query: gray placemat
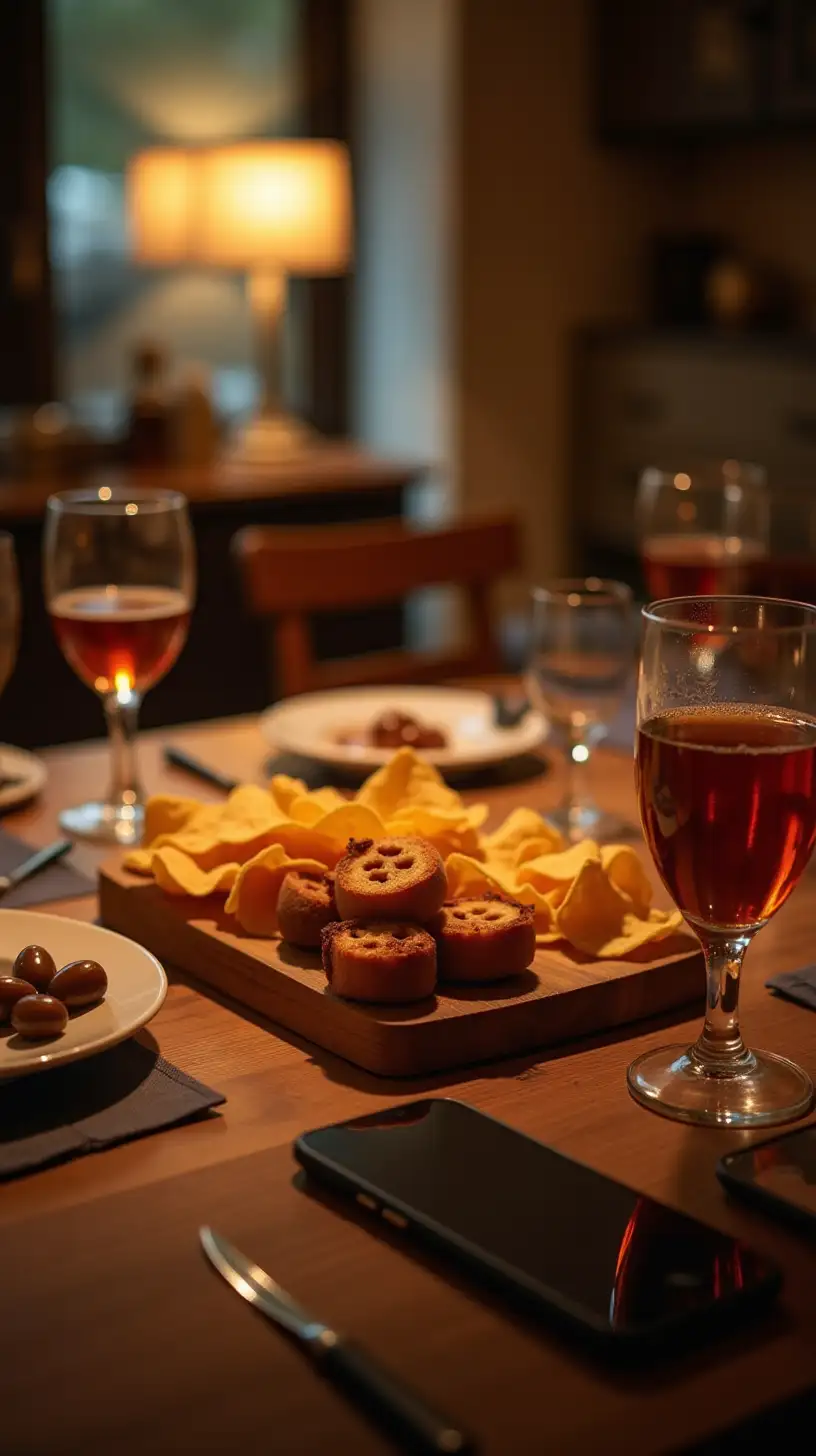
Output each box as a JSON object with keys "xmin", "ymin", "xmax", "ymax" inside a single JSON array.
[
  {"xmin": 0, "ymin": 828, "xmax": 94, "ymax": 907},
  {"xmin": 0, "ymin": 1038, "xmax": 225, "ymax": 1179},
  {"xmin": 766, "ymin": 966, "xmax": 816, "ymax": 1012}
]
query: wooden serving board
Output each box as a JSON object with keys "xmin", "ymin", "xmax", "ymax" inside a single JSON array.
[{"xmin": 99, "ymin": 857, "xmax": 703, "ymax": 1077}]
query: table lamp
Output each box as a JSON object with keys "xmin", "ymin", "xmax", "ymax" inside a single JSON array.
[{"xmin": 127, "ymin": 140, "xmax": 352, "ymax": 461}]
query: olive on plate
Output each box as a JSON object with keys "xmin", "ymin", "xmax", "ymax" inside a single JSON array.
[
  {"xmin": 0, "ymin": 977, "xmax": 37, "ymax": 1024},
  {"xmin": 11, "ymin": 994, "xmax": 68, "ymax": 1039},
  {"xmin": 13, "ymin": 944, "xmax": 57, "ymax": 993},
  {"xmin": 49, "ymin": 959, "xmax": 108, "ymax": 1008}
]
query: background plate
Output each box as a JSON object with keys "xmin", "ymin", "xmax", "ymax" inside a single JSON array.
[{"xmin": 261, "ymin": 686, "xmax": 545, "ymax": 772}]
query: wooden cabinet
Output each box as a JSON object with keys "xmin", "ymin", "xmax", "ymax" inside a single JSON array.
[
  {"xmin": 572, "ymin": 329, "xmax": 816, "ymax": 574},
  {"xmin": 595, "ymin": 1, "xmax": 816, "ymax": 140}
]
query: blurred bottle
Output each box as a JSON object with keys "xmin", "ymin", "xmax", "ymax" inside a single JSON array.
[
  {"xmin": 172, "ymin": 365, "xmax": 218, "ymax": 467},
  {"xmin": 126, "ymin": 342, "xmax": 171, "ymax": 465}
]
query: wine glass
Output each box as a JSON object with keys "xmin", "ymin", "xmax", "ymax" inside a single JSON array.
[
  {"xmin": 637, "ymin": 461, "xmax": 768, "ymax": 599},
  {"xmin": 44, "ymin": 487, "xmax": 195, "ymax": 845},
  {"xmin": 629, "ymin": 595, "xmax": 816, "ymax": 1128},
  {"xmin": 528, "ymin": 579, "xmax": 634, "ymax": 842}
]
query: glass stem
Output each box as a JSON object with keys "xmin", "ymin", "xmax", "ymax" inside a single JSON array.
[
  {"xmin": 562, "ymin": 727, "xmax": 591, "ymax": 816},
  {"xmin": 104, "ymin": 691, "xmax": 143, "ymax": 813},
  {"xmin": 692, "ymin": 933, "xmax": 754, "ymax": 1072}
]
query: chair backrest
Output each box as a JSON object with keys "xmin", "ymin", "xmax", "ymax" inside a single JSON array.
[{"xmin": 233, "ymin": 514, "xmax": 522, "ymax": 697}]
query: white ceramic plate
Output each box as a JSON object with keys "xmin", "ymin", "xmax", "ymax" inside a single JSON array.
[
  {"xmin": 261, "ymin": 685, "xmax": 546, "ymax": 773},
  {"xmin": 0, "ymin": 744, "xmax": 46, "ymax": 813},
  {"xmin": 0, "ymin": 910, "xmax": 167, "ymax": 1078}
]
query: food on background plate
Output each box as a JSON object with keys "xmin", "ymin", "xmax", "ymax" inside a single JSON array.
[
  {"xmin": 334, "ymin": 835, "xmax": 447, "ymax": 923},
  {"xmin": 433, "ymin": 895, "xmax": 536, "ymax": 983},
  {"xmin": 125, "ymin": 746, "xmax": 685, "ymax": 959},
  {"xmin": 1, "ymin": 944, "xmax": 108, "ymax": 1043},
  {"xmin": 336, "ymin": 709, "xmax": 448, "ymax": 751},
  {"xmin": 321, "ymin": 921, "xmax": 437, "ymax": 1003},
  {"xmin": 277, "ymin": 870, "xmax": 337, "ymax": 949},
  {"xmin": 11, "ymin": 994, "xmax": 69, "ymax": 1039}
]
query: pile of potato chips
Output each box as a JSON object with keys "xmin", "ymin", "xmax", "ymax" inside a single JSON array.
[{"xmin": 124, "ymin": 747, "xmax": 684, "ymax": 959}]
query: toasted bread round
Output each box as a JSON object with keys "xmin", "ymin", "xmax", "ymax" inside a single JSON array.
[
  {"xmin": 321, "ymin": 919, "xmax": 437, "ymax": 1003},
  {"xmin": 433, "ymin": 894, "xmax": 536, "ymax": 982},
  {"xmin": 334, "ymin": 836, "xmax": 446, "ymax": 924},
  {"xmin": 277, "ymin": 870, "xmax": 337, "ymax": 948}
]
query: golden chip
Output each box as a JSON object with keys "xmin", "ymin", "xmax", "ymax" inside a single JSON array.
[
  {"xmin": 601, "ymin": 844, "xmax": 653, "ymax": 917},
  {"xmin": 225, "ymin": 846, "xmax": 328, "ymax": 936},
  {"xmin": 516, "ymin": 840, "xmax": 601, "ymax": 893},
  {"xmin": 357, "ymin": 747, "xmax": 470, "ymax": 823},
  {"xmin": 554, "ymin": 860, "xmax": 629, "ymax": 956},
  {"xmin": 151, "ymin": 848, "xmax": 240, "ymax": 898},
  {"xmin": 484, "ymin": 807, "xmax": 564, "ymax": 864}
]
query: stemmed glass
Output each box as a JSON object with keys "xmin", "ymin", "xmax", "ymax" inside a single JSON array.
[
  {"xmin": 629, "ymin": 595, "xmax": 816, "ymax": 1128},
  {"xmin": 637, "ymin": 461, "xmax": 767, "ymax": 599},
  {"xmin": 528, "ymin": 579, "xmax": 634, "ymax": 842},
  {"xmin": 44, "ymin": 487, "xmax": 195, "ymax": 845}
]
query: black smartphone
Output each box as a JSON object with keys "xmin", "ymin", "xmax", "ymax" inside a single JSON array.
[
  {"xmin": 718, "ymin": 1123, "xmax": 816, "ymax": 1237},
  {"xmin": 294, "ymin": 1098, "xmax": 782, "ymax": 1355}
]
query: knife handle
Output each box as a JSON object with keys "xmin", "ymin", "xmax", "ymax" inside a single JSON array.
[
  {"xmin": 316, "ymin": 1335, "xmax": 475, "ymax": 1454},
  {"xmin": 163, "ymin": 747, "xmax": 238, "ymax": 795}
]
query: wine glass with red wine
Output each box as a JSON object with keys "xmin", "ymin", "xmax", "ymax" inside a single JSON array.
[
  {"xmin": 630, "ymin": 595, "xmax": 816, "ymax": 1128},
  {"xmin": 637, "ymin": 462, "xmax": 768, "ymax": 599},
  {"xmin": 44, "ymin": 487, "xmax": 195, "ymax": 844}
]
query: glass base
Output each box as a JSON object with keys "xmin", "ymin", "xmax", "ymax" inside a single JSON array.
[
  {"xmin": 59, "ymin": 800, "xmax": 144, "ymax": 847},
  {"xmin": 548, "ymin": 800, "xmax": 632, "ymax": 844},
  {"xmin": 627, "ymin": 1042, "xmax": 814, "ymax": 1128}
]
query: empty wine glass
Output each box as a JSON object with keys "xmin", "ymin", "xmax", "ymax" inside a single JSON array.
[
  {"xmin": 44, "ymin": 487, "xmax": 195, "ymax": 845},
  {"xmin": 528, "ymin": 579, "xmax": 634, "ymax": 841}
]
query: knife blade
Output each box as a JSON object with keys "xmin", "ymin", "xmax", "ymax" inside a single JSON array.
[{"xmin": 199, "ymin": 1226, "xmax": 475, "ymax": 1454}]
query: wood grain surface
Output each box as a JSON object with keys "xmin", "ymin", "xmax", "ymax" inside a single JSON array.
[
  {"xmin": 3, "ymin": 708, "xmax": 816, "ymax": 1452},
  {"xmin": 99, "ymin": 857, "xmax": 702, "ymax": 1077}
]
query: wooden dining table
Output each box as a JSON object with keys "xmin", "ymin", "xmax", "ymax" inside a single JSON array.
[{"xmin": 3, "ymin": 713, "xmax": 816, "ymax": 1454}]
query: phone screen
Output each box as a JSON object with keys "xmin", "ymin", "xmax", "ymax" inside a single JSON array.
[
  {"xmin": 723, "ymin": 1124, "xmax": 816, "ymax": 1218},
  {"xmin": 298, "ymin": 1099, "xmax": 778, "ymax": 1337}
]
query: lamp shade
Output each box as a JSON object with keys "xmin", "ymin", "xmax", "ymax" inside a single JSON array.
[
  {"xmin": 127, "ymin": 148, "xmax": 197, "ymax": 264},
  {"xmin": 195, "ymin": 140, "xmax": 351, "ymax": 274}
]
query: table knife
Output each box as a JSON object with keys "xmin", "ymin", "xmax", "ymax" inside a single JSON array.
[
  {"xmin": 163, "ymin": 747, "xmax": 239, "ymax": 794},
  {"xmin": 0, "ymin": 838, "xmax": 73, "ymax": 896},
  {"xmin": 199, "ymin": 1226, "xmax": 474, "ymax": 1455}
]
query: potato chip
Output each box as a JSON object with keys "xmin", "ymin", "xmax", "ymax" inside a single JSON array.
[
  {"xmin": 287, "ymin": 786, "xmax": 348, "ymax": 827},
  {"xmin": 516, "ymin": 840, "xmax": 600, "ymax": 893},
  {"xmin": 151, "ymin": 848, "xmax": 240, "ymax": 898},
  {"xmin": 142, "ymin": 795, "xmax": 203, "ymax": 845},
  {"xmin": 358, "ymin": 747, "xmax": 469, "ymax": 822},
  {"xmin": 484, "ymin": 808, "xmax": 564, "ymax": 864},
  {"xmin": 269, "ymin": 774, "xmax": 308, "ymax": 813},
  {"xmin": 226, "ymin": 845, "xmax": 328, "ymax": 936},
  {"xmin": 593, "ymin": 909, "xmax": 685, "ymax": 960},
  {"xmin": 306, "ymin": 803, "xmax": 386, "ymax": 852},
  {"xmin": 554, "ymin": 860, "xmax": 630, "ymax": 956},
  {"xmin": 601, "ymin": 844, "xmax": 653, "ymax": 917}
]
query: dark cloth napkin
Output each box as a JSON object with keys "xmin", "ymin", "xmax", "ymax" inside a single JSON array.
[
  {"xmin": 0, "ymin": 828, "xmax": 94, "ymax": 907},
  {"xmin": 0, "ymin": 1038, "xmax": 225, "ymax": 1180},
  {"xmin": 766, "ymin": 966, "xmax": 816, "ymax": 1012}
]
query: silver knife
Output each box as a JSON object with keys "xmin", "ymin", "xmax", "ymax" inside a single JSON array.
[
  {"xmin": 0, "ymin": 839, "xmax": 74, "ymax": 896},
  {"xmin": 199, "ymin": 1226, "xmax": 474, "ymax": 1454}
]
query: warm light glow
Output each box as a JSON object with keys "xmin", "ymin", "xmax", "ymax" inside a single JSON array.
[
  {"xmin": 126, "ymin": 140, "xmax": 352, "ymax": 275},
  {"xmin": 571, "ymin": 744, "xmax": 590, "ymax": 763},
  {"xmin": 125, "ymin": 502, "xmax": 139, "ymax": 516},
  {"xmin": 673, "ymin": 472, "xmax": 691, "ymax": 491},
  {"xmin": 196, "ymin": 141, "xmax": 352, "ymax": 273},
  {"xmin": 115, "ymin": 670, "xmax": 134, "ymax": 704},
  {"xmin": 127, "ymin": 148, "xmax": 198, "ymax": 264},
  {"xmin": 98, "ymin": 486, "xmax": 112, "ymax": 502}
]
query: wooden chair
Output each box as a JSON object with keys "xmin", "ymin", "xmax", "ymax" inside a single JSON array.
[{"xmin": 232, "ymin": 514, "xmax": 522, "ymax": 697}]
